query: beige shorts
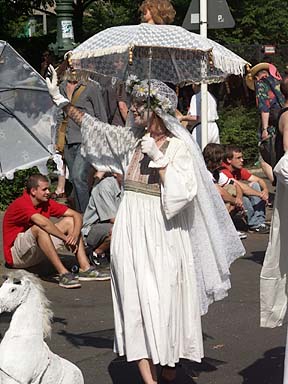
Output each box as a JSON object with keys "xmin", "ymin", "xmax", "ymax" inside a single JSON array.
[
  {"xmin": 11, "ymin": 228, "xmax": 64, "ymax": 268},
  {"xmin": 223, "ymin": 184, "xmax": 237, "ymax": 212}
]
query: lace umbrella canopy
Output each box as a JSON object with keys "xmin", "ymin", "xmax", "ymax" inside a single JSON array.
[
  {"xmin": 71, "ymin": 23, "xmax": 248, "ymax": 85},
  {"xmin": 0, "ymin": 41, "xmax": 56, "ymax": 179}
]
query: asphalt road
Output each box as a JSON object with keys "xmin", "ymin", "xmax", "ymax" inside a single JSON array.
[{"xmin": 0, "ymin": 204, "xmax": 286, "ymax": 384}]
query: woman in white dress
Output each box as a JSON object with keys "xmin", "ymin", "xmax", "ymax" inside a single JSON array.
[{"xmin": 46, "ymin": 68, "xmax": 245, "ymax": 384}]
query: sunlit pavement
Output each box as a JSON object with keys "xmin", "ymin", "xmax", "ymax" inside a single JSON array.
[{"xmin": 0, "ymin": 179, "xmax": 285, "ymax": 384}]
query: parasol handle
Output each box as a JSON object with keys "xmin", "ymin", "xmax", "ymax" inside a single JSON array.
[{"xmin": 147, "ymin": 47, "xmax": 153, "ymax": 126}]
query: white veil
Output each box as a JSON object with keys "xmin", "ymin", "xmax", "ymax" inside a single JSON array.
[{"xmin": 156, "ymin": 109, "xmax": 245, "ymax": 314}]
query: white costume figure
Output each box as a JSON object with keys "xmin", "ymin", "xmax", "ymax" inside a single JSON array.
[
  {"xmin": 260, "ymin": 154, "xmax": 288, "ymax": 384},
  {"xmin": 189, "ymin": 89, "xmax": 220, "ymax": 146},
  {"xmin": 0, "ymin": 270, "xmax": 84, "ymax": 384},
  {"xmin": 46, "ymin": 68, "xmax": 245, "ymax": 382},
  {"xmin": 260, "ymin": 153, "xmax": 288, "ymax": 329},
  {"xmin": 80, "ymin": 78, "xmax": 244, "ymax": 359},
  {"xmin": 260, "ymin": 83, "xmax": 288, "ymax": 384}
]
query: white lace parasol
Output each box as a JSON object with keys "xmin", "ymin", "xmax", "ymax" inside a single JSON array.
[{"xmin": 71, "ymin": 23, "xmax": 248, "ymax": 85}]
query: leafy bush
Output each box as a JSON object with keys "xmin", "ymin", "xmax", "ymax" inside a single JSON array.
[
  {"xmin": 0, "ymin": 167, "xmax": 43, "ymax": 211},
  {"xmin": 218, "ymin": 105, "xmax": 259, "ymax": 166}
]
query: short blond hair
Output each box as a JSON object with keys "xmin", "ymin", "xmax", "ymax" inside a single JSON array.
[{"xmin": 139, "ymin": 0, "xmax": 176, "ymax": 25}]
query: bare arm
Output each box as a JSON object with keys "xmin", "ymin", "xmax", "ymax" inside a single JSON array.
[
  {"xmin": 179, "ymin": 114, "xmax": 199, "ymax": 123},
  {"xmin": 234, "ymin": 182, "xmax": 244, "ymax": 208},
  {"xmin": 248, "ymin": 174, "xmax": 269, "ymax": 200},
  {"xmin": 30, "ymin": 213, "xmax": 67, "ymax": 241},
  {"xmin": 118, "ymin": 101, "xmax": 128, "ymax": 122},
  {"xmin": 235, "ymin": 180, "xmax": 261, "ymax": 197},
  {"xmin": 236, "ymin": 178, "xmax": 268, "ymax": 202},
  {"xmin": 63, "ymin": 208, "xmax": 83, "ymax": 241},
  {"xmin": 261, "ymin": 111, "xmax": 270, "ymax": 140}
]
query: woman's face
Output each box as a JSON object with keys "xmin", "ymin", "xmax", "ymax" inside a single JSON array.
[
  {"xmin": 143, "ymin": 7, "xmax": 154, "ymax": 24},
  {"xmin": 130, "ymin": 100, "xmax": 149, "ymax": 127}
]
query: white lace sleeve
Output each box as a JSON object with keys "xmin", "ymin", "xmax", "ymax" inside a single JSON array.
[
  {"xmin": 81, "ymin": 113, "xmax": 145, "ymax": 174},
  {"xmin": 161, "ymin": 139, "xmax": 197, "ymax": 220}
]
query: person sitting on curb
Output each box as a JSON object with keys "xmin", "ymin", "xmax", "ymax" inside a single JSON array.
[
  {"xmin": 2, "ymin": 174, "xmax": 110, "ymax": 288},
  {"xmin": 221, "ymin": 145, "xmax": 270, "ymax": 233},
  {"xmin": 82, "ymin": 173, "xmax": 123, "ymax": 268},
  {"xmin": 203, "ymin": 143, "xmax": 246, "ymax": 239}
]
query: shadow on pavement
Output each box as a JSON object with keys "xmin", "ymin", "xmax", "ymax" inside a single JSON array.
[
  {"xmin": 53, "ymin": 316, "xmax": 68, "ymax": 326},
  {"xmin": 108, "ymin": 358, "xmax": 143, "ymax": 384},
  {"xmin": 242, "ymin": 250, "xmax": 265, "ymax": 265},
  {"xmin": 0, "ymin": 313, "xmax": 12, "ymax": 340},
  {"xmin": 58, "ymin": 328, "xmax": 114, "ymax": 349},
  {"xmin": 107, "ymin": 356, "xmax": 225, "ymax": 383},
  {"xmin": 182, "ymin": 356, "xmax": 227, "ymax": 380},
  {"xmin": 239, "ymin": 347, "xmax": 284, "ymax": 384}
]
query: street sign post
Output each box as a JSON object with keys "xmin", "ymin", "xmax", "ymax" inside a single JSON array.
[
  {"xmin": 49, "ymin": 0, "xmax": 75, "ymax": 58},
  {"xmin": 182, "ymin": 0, "xmax": 235, "ymax": 31},
  {"xmin": 182, "ymin": 0, "xmax": 235, "ymax": 149}
]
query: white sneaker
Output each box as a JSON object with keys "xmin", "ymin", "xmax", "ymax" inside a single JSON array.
[{"xmin": 237, "ymin": 231, "xmax": 247, "ymax": 239}]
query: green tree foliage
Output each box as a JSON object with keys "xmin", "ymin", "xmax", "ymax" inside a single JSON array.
[
  {"xmin": 0, "ymin": 168, "xmax": 39, "ymax": 211},
  {"xmin": 0, "ymin": 0, "xmax": 55, "ymax": 39},
  {"xmin": 209, "ymin": 0, "xmax": 288, "ymax": 46},
  {"xmin": 218, "ymin": 105, "xmax": 259, "ymax": 165},
  {"xmin": 80, "ymin": 0, "xmax": 142, "ymax": 40}
]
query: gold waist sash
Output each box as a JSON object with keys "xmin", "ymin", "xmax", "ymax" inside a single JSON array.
[{"xmin": 124, "ymin": 180, "xmax": 160, "ymax": 197}]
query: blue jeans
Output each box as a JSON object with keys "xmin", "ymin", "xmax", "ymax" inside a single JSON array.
[
  {"xmin": 64, "ymin": 143, "xmax": 91, "ymax": 213},
  {"xmin": 242, "ymin": 182, "xmax": 266, "ymax": 228}
]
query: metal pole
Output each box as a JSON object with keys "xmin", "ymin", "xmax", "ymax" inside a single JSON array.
[
  {"xmin": 43, "ymin": 13, "xmax": 47, "ymax": 35},
  {"xmin": 200, "ymin": 0, "xmax": 208, "ymax": 150},
  {"xmin": 49, "ymin": 0, "xmax": 75, "ymax": 58}
]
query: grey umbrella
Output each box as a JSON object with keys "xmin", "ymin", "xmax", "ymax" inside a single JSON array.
[{"xmin": 0, "ymin": 41, "xmax": 56, "ymax": 179}]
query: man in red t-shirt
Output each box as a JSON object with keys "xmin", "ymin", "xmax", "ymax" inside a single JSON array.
[
  {"xmin": 221, "ymin": 145, "xmax": 270, "ymax": 233},
  {"xmin": 3, "ymin": 174, "xmax": 110, "ymax": 288}
]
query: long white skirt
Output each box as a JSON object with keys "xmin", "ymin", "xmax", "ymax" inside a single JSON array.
[{"xmin": 111, "ymin": 190, "xmax": 203, "ymax": 367}]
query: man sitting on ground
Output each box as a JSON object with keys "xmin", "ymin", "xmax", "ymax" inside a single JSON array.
[
  {"xmin": 221, "ymin": 145, "xmax": 269, "ymax": 233},
  {"xmin": 203, "ymin": 143, "xmax": 246, "ymax": 239},
  {"xmin": 2, "ymin": 174, "xmax": 110, "ymax": 288}
]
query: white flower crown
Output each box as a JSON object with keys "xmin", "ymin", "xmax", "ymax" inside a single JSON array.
[{"xmin": 126, "ymin": 75, "xmax": 176, "ymax": 115}]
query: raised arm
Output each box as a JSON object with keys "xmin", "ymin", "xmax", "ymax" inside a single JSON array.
[{"xmin": 46, "ymin": 65, "xmax": 144, "ymax": 173}]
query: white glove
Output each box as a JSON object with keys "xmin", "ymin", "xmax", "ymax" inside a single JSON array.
[
  {"xmin": 141, "ymin": 134, "xmax": 168, "ymax": 168},
  {"xmin": 46, "ymin": 65, "xmax": 69, "ymax": 108}
]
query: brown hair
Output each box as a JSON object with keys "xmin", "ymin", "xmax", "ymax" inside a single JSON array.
[
  {"xmin": 223, "ymin": 144, "xmax": 242, "ymax": 162},
  {"xmin": 139, "ymin": 0, "xmax": 176, "ymax": 25},
  {"xmin": 26, "ymin": 174, "xmax": 49, "ymax": 193},
  {"xmin": 203, "ymin": 143, "xmax": 225, "ymax": 171}
]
